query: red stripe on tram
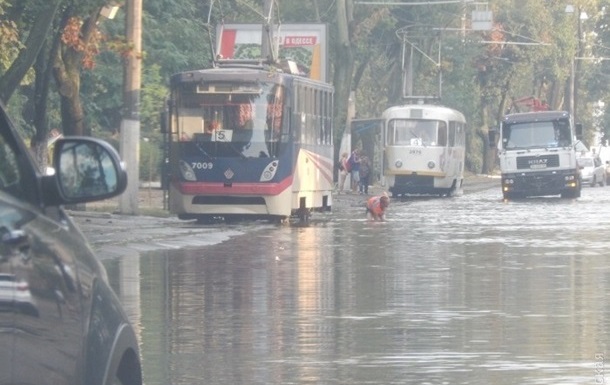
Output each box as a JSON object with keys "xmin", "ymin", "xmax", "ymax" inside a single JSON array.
[{"xmin": 175, "ymin": 176, "xmax": 293, "ymax": 196}]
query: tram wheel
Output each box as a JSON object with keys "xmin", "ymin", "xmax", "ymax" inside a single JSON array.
[
  {"xmin": 223, "ymin": 215, "xmax": 246, "ymax": 224},
  {"xmin": 196, "ymin": 215, "xmax": 217, "ymax": 224},
  {"xmin": 269, "ymin": 215, "xmax": 289, "ymax": 225},
  {"xmin": 297, "ymin": 208, "xmax": 311, "ymax": 224}
]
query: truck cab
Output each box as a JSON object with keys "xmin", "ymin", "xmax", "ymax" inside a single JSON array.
[{"xmin": 489, "ymin": 111, "xmax": 582, "ymax": 199}]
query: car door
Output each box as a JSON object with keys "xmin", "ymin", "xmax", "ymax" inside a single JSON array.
[
  {"xmin": 0, "ymin": 100, "xmax": 141, "ymax": 385},
  {"xmin": 0, "ymin": 192, "xmax": 86, "ymax": 384},
  {"xmin": 0, "ymin": 113, "xmax": 84, "ymax": 384}
]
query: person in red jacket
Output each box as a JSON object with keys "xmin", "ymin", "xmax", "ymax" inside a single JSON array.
[{"xmin": 366, "ymin": 194, "xmax": 390, "ymax": 221}]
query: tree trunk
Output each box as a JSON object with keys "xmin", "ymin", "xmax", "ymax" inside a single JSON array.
[
  {"xmin": 479, "ymin": 106, "xmax": 495, "ymax": 175},
  {"xmin": 54, "ymin": 11, "xmax": 101, "ymax": 136},
  {"xmin": 30, "ymin": 42, "xmax": 52, "ymax": 172},
  {"xmin": 333, "ymin": 0, "xmax": 355, "ymax": 151}
]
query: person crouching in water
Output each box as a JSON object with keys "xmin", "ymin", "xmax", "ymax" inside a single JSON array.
[{"xmin": 366, "ymin": 194, "xmax": 390, "ymax": 221}]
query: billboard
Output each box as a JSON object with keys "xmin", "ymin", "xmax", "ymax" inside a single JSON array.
[{"xmin": 217, "ymin": 23, "xmax": 328, "ymax": 82}]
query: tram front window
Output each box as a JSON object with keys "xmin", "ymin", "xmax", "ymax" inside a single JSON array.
[
  {"xmin": 388, "ymin": 119, "xmax": 445, "ymax": 147},
  {"xmin": 174, "ymin": 83, "xmax": 287, "ymax": 157}
]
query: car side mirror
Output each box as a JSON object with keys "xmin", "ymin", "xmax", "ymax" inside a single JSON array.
[{"xmin": 45, "ymin": 137, "xmax": 127, "ymax": 205}]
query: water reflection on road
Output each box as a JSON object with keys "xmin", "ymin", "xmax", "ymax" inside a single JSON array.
[{"xmin": 105, "ymin": 186, "xmax": 610, "ymax": 385}]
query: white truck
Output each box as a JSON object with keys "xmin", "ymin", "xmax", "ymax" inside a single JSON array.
[{"xmin": 489, "ymin": 110, "xmax": 583, "ymax": 199}]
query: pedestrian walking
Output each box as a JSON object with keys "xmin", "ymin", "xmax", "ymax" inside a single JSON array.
[
  {"xmin": 337, "ymin": 152, "xmax": 349, "ymax": 193},
  {"xmin": 359, "ymin": 155, "xmax": 371, "ymax": 194},
  {"xmin": 347, "ymin": 149, "xmax": 361, "ymax": 193}
]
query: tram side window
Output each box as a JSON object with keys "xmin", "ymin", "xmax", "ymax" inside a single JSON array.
[
  {"xmin": 266, "ymin": 88, "xmax": 283, "ymax": 141},
  {"xmin": 296, "ymin": 86, "xmax": 303, "ymax": 143},
  {"xmin": 448, "ymin": 121, "xmax": 456, "ymax": 147},
  {"xmin": 437, "ymin": 121, "xmax": 447, "ymax": 147},
  {"xmin": 302, "ymin": 87, "xmax": 310, "ymax": 144},
  {"xmin": 322, "ymin": 91, "xmax": 332, "ymax": 144},
  {"xmin": 327, "ymin": 92, "xmax": 333, "ymax": 144},
  {"xmin": 309, "ymin": 88, "xmax": 315, "ymax": 144},
  {"xmin": 316, "ymin": 89, "xmax": 321, "ymax": 145},
  {"xmin": 306, "ymin": 87, "xmax": 313, "ymax": 144},
  {"xmin": 455, "ymin": 122, "xmax": 465, "ymax": 146}
]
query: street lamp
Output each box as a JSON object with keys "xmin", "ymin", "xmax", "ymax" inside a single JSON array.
[{"xmin": 100, "ymin": 3, "xmax": 120, "ymax": 19}]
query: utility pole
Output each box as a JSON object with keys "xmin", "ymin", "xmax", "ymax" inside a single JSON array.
[
  {"xmin": 119, "ymin": 0, "xmax": 142, "ymax": 214},
  {"xmin": 261, "ymin": 0, "xmax": 275, "ymax": 62}
]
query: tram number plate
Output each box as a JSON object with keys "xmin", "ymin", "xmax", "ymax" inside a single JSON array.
[
  {"xmin": 409, "ymin": 149, "xmax": 422, "ymax": 155},
  {"xmin": 191, "ymin": 162, "xmax": 214, "ymax": 170}
]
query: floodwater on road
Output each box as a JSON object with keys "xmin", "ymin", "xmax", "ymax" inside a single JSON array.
[{"xmin": 104, "ymin": 186, "xmax": 610, "ymax": 385}]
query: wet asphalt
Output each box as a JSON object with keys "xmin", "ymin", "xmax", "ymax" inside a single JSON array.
[{"xmin": 71, "ymin": 175, "xmax": 499, "ymax": 260}]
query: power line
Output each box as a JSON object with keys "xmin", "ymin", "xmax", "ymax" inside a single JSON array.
[{"xmin": 355, "ymin": 0, "xmax": 474, "ymax": 5}]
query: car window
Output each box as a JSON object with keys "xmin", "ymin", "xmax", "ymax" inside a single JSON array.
[
  {"xmin": 0, "ymin": 132, "xmax": 24, "ymax": 197},
  {"xmin": 0, "ymin": 111, "xmax": 38, "ymax": 204}
]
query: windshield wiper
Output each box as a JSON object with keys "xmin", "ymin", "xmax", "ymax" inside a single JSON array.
[{"xmin": 194, "ymin": 143, "xmax": 214, "ymax": 160}]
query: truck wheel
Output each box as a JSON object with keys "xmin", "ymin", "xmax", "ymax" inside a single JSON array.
[
  {"xmin": 503, "ymin": 192, "xmax": 521, "ymax": 200},
  {"xmin": 561, "ymin": 189, "xmax": 579, "ymax": 199}
]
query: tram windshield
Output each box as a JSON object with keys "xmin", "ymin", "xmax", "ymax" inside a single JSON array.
[
  {"xmin": 387, "ymin": 119, "xmax": 447, "ymax": 147},
  {"xmin": 172, "ymin": 82, "xmax": 286, "ymax": 158},
  {"xmin": 502, "ymin": 119, "xmax": 572, "ymax": 150}
]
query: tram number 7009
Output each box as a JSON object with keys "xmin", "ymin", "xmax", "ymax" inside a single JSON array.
[{"xmin": 191, "ymin": 162, "xmax": 214, "ymax": 170}]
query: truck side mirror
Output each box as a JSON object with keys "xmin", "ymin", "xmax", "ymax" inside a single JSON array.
[
  {"xmin": 488, "ymin": 129, "xmax": 498, "ymax": 148},
  {"xmin": 575, "ymin": 123, "xmax": 583, "ymax": 139}
]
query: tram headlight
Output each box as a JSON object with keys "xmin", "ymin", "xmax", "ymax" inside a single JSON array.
[
  {"xmin": 179, "ymin": 160, "xmax": 197, "ymax": 181},
  {"xmin": 427, "ymin": 161, "xmax": 436, "ymax": 169},
  {"xmin": 394, "ymin": 160, "xmax": 403, "ymax": 168},
  {"xmin": 260, "ymin": 160, "xmax": 279, "ymax": 182}
]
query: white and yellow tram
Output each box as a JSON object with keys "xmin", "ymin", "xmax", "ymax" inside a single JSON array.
[{"xmin": 382, "ymin": 104, "xmax": 467, "ymax": 197}]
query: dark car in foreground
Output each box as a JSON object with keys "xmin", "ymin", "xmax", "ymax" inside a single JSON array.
[{"xmin": 0, "ymin": 102, "xmax": 142, "ymax": 385}]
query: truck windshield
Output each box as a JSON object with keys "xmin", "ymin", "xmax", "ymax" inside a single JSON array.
[{"xmin": 502, "ymin": 119, "xmax": 572, "ymax": 149}]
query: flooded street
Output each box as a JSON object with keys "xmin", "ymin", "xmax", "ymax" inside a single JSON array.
[{"xmin": 103, "ymin": 185, "xmax": 610, "ymax": 385}]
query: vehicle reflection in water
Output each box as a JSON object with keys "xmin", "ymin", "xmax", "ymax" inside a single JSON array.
[{"xmin": 105, "ymin": 187, "xmax": 610, "ymax": 385}]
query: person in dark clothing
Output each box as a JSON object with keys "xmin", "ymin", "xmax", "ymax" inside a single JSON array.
[{"xmin": 359, "ymin": 155, "xmax": 371, "ymax": 194}]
